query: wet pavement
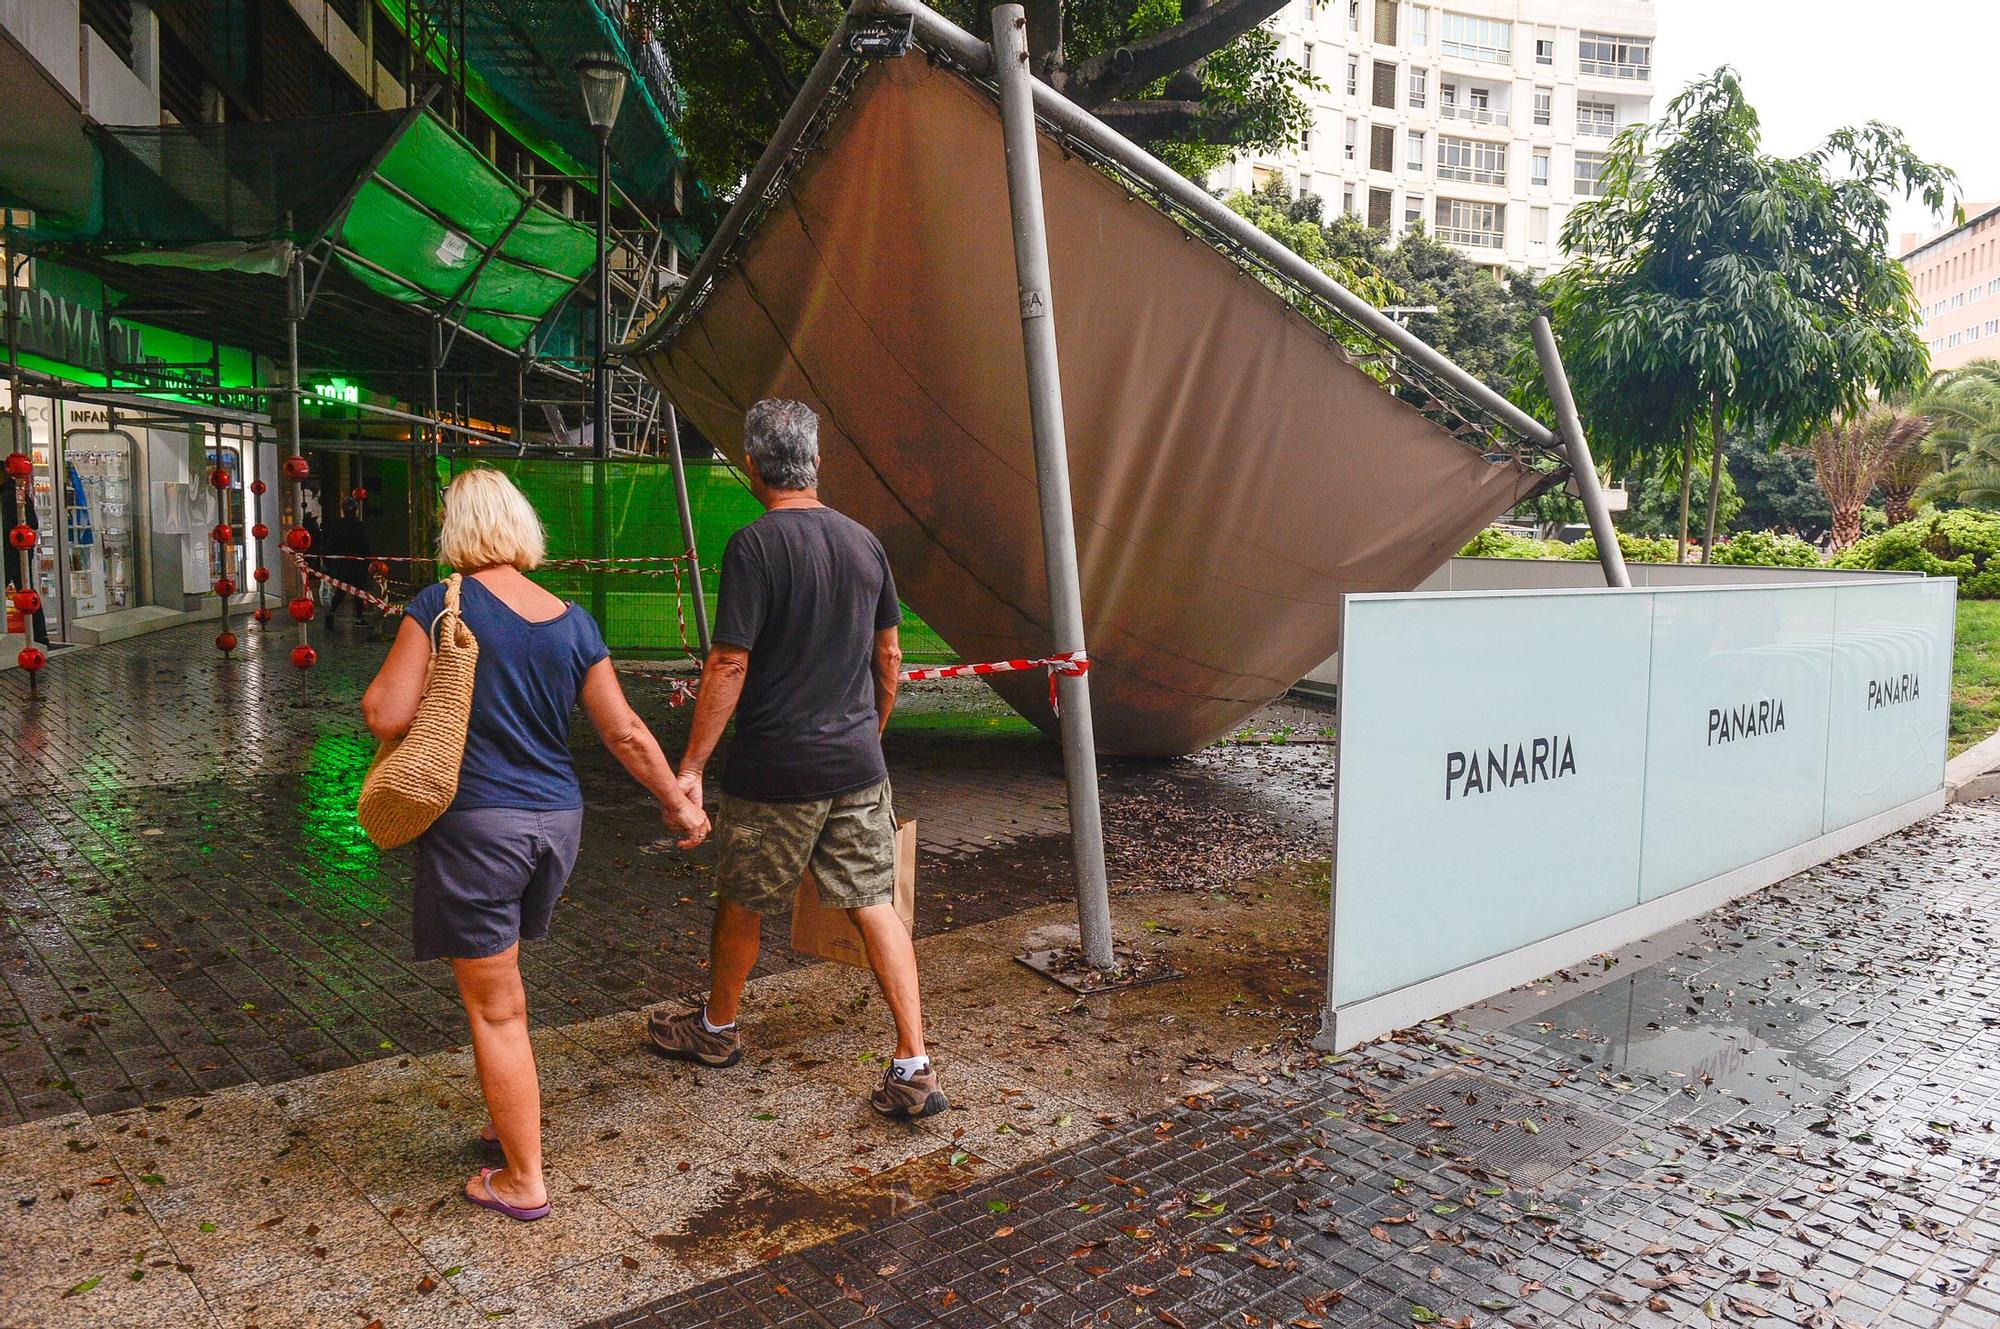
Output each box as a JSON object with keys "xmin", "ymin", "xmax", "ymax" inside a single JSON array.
[
  {"xmin": 2, "ymin": 616, "xmax": 1996, "ymax": 1329},
  {"xmin": 0, "ymin": 618, "xmax": 1334, "ymax": 1125},
  {"xmin": 604, "ymin": 807, "xmax": 2000, "ymax": 1329}
]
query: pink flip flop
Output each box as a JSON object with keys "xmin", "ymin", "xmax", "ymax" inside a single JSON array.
[{"xmin": 464, "ymin": 1167, "xmax": 551, "ymax": 1222}]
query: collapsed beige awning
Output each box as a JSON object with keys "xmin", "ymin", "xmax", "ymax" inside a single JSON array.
[{"xmin": 637, "ymin": 56, "xmax": 1547, "ymax": 756}]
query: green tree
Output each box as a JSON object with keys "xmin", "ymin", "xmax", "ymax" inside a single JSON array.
[
  {"xmin": 1726, "ymin": 428, "xmax": 1832, "ymax": 539},
  {"xmin": 1917, "ymin": 360, "xmax": 2000, "ymax": 506},
  {"xmin": 639, "ymin": 0, "xmax": 1316, "ymax": 189},
  {"xmin": 1537, "ymin": 68, "xmax": 1954, "ymax": 562}
]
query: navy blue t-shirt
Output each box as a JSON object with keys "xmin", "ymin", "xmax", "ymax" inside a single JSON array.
[{"xmin": 407, "ymin": 576, "xmax": 609, "ymax": 811}]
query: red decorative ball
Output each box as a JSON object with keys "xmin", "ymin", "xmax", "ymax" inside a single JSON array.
[
  {"xmin": 208, "ymin": 467, "xmax": 232, "ymax": 489},
  {"xmin": 282, "ymin": 456, "xmax": 311, "ymax": 480},
  {"xmin": 14, "ymin": 589, "xmax": 41, "ymax": 613},
  {"xmin": 17, "ymin": 646, "xmax": 45, "ymax": 672},
  {"xmin": 282, "ymin": 527, "xmax": 311, "ymax": 552},
  {"xmin": 213, "ymin": 578, "xmax": 236, "ymax": 598},
  {"xmin": 3, "ymin": 452, "xmax": 30, "ymax": 480},
  {"xmin": 369, "ymin": 559, "xmax": 389, "ymax": 578},
  {"xmin": 252, "ymin": 566, "xmax": 270, "ymax": 584},
  {"xmin": 210, "ymin": 523, "xmax": 234, "ymax": 545},
  {"xmin": 287, "ymin": 596, "xmax": 316, "ymax": 623},
  {"xmin": 250, "ymin": 522, "xmax": 270, "ymax": 540},
  {"xmin": 351, "ymin": 487, "xmax": 368, "ymax": 502},
  {"xmin": 215, "ymin": 631, "xmax": 238, "ymax": 653},
  {"xmin": 7, "ymin": 524, "xmax": 34, "ymax": 550},
  {"xmin": 290, "ymin": 644, "xmax": 317, "ymax": 670},
  {"xmin": 252, "ymin": 607, "xmax": 273, "ymax": 624},
  {"xmin": 249, "ymin": 479, "xmax": 267, "ymax": 496}
]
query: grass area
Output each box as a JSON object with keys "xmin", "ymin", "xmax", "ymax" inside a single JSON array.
[{"xmin": 1953, "ymin": 600, "xmax": 2000, "ymax": 756}]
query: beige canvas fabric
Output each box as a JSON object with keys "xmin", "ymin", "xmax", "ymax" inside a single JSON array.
[{"xmin": 637, "ymin": 58, "xmax": 1546, "ymax": 756}]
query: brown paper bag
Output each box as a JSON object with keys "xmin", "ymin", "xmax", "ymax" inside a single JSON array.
[{"xmin": 789, "ymin": 818, "xmax": 916, "ymax": 967}]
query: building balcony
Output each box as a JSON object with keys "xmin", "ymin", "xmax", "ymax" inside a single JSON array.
[
  {"xmin": 1436, "ymin": 224, "xmax": 1504, "ymax": 249},
  {"xmin": 1438, "ymin": 102, "xmax": 1509, "ymax": 128},
  {"xmin": 1578, "ymin": 59, "xmax": 1651, "ymax": 82},
  {"xmin": 1575, "ymin": 117, "xmax": 1618, "ymax": 138}
]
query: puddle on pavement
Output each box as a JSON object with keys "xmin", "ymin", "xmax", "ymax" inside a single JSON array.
[
  {"xmin": 1521, "ymin": 973, "xmax": 1844, "ymax": 1107},
  {"xmin": 652, "ymin": 1148, "xmax": 988, "ymax": 1272}
]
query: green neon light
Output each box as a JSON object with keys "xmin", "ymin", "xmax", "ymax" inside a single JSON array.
[{"xmin": 313, "ymin": 378, "xmax": 361, "ymax": 405}]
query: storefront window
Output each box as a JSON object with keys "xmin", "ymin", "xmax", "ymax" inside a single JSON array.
[{"xmin": 64, "ymin": 432, "xmax": 140, "ymax": 616}]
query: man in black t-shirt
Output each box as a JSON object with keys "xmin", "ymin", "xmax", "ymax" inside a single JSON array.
[{"xmin": 647, "ymin": 399, "xmax": 945, "ymax": 1120}]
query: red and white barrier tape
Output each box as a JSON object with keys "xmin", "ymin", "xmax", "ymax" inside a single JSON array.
[
  {"xmin": 291, "ymin": 552, "xmax": 403, "ymax": 616},
  {"xmin": 902, "ymin": 651, "xmax": 1090, "ymax": 712}
]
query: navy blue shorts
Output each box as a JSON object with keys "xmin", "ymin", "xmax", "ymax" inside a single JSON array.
[{"xmin": 411, "ymin": 807, "xmax": 584, "ymax": 961}]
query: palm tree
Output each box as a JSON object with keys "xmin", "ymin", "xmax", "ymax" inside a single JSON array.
[
  {"xmin": 1918, "ymin": 360, "xmax": 2000, "ymax": 506},
  {"xmin": 1803, "ymin": 407, "xmax": 1934, "ymax": 549}
]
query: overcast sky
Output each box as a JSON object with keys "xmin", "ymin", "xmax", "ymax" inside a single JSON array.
[{"xmin": 1650, "ymin": 0, "xmax": 1999, "ymax": 253}]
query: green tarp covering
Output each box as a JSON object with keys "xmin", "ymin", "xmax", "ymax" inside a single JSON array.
[{"xmin": 331, "ymin": 114, "xmax": 596, "ymax": 351}]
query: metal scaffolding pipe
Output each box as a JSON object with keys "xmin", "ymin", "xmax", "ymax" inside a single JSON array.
[
  {"xmin": 991, "ymin": 3, "xmax": 1115, "ymax": 970},
  {"xmin": 1531, "ymin": 316, "xmax": 1629, "ymax": 588}
]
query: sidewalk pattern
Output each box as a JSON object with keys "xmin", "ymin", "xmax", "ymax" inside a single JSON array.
[{"xmin": 602, "ymin": 807, "xmax": 2000, "ymax": 1329}]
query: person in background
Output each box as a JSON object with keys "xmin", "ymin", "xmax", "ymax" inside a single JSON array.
[
  {"xmin": 646, "ymin": 399, "xmax": 945, "ymax": 1120},
  {"xmin": 361, "ymin": 467, "xmax": 709, "ymax": 1223},
  {"xmin": 321, "ymin": 498, "xmax": 372, "ymax": 622}
]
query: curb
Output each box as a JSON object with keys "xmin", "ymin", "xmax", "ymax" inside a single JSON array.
[{"xmin": 1945, "ymin": 728, "xmax": 2000, "ymax": 803}]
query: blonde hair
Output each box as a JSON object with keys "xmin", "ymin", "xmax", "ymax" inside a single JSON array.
[{"xmin": 437, "ymin": 468, "xmax": 546, "ymax": 571}]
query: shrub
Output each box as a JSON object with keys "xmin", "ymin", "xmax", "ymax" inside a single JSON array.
[
  {"xmin": 1459, "ymin": 528, "xmax": 1559, "ymax": 559},
  {"xmin": 1834, "ymin": 508, "xmax": 2000, "ymax": 597},
  {"xmin": 1562, "ymin": 532, "xmax": 1678, "ymax": 564},
  {"xmin": 1710, "ymin": 530, "xmax": 1824, "ymax": 568}
]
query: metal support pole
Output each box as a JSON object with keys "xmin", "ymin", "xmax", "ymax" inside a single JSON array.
[
  {"xmin": 991, "ymin": 3, "xmax": 1114, "ymax": 970},
  {"xmin": 664, "ymin": 401, "xmax": 710, "ymax": 654},
  {"xmin": 286, "ymin": 257, "xmax": 310, "ymax": 659},
  {"xmin": 1530, "ymin": 316, "xmax": 1629, "ymax": 589},
  {"xmin": 590, "ymin": 130, "xmax": 613, "ymax": 629}
]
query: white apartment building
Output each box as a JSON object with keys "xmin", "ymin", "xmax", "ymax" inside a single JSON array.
[{"xmin": 1214, "ymin": 0, "xmax": 1657, "ymax": 271}]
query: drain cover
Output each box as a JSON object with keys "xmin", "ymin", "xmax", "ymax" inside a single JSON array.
[{"xmin": 1370, "ymin": 1070, "xmax": 1626, "ymax": 1185}]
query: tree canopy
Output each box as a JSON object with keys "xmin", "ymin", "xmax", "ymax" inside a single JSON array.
[
  {"xmin": 1535, "ymin": 67, "xmax": 1955, "ymax": 558},
  {"xmin": 635, "ymin": 0, "xmax": 1315, "ymax": 188}
]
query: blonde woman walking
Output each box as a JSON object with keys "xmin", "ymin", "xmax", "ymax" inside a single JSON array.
[{"xmin": 362, "ymin": 467, "xmax": 708, "ymax": 1222}]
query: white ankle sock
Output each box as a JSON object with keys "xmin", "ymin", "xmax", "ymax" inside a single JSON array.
[
  {"xmin": 891, "ymin": 1054, "xmax": 930, "ymax": 1081},
  {"xmin": 700, "ymin": 1007, "xmax": 735, "ymax": 1034}
]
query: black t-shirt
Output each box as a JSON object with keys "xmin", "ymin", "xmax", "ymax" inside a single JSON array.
[{"xmin": 713, "ymin": 506, "xmax": 901, "ymax": 802}]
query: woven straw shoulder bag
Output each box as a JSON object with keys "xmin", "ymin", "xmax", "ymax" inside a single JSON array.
[{"xmin": 357, "ymin": 574, "xmax": 480, "ymax": 850}]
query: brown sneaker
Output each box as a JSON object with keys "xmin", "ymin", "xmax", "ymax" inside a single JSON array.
[
  {"xmin": 646, "ymin": 1008, "xmax": 742, "ymax": 1067},
  {"xmin": 871, "ymin": 1061, "xmax": 948, "ymax": 1120}
]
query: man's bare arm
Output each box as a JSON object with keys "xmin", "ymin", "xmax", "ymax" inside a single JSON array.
[
  {"xmin": 873, "ymin": 625, "xmax": 902, "ymax": 736},
  {"xmin": 681, "ymin": 643, "xmax": 750, "ymax": 783}
]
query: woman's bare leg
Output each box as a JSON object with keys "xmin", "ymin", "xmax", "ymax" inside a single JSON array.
[{"xmin": 452, "ymin": 945, "xmax": 546, "ymax": 1207}]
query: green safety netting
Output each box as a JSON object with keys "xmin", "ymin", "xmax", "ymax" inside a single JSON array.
[
  {"xmin": 331, "ymin": 113, "xmax": 597, "ymax": 351},
  {"xmin": 374, "ymin": 0, "xmax": 707, "ymax": 240}
]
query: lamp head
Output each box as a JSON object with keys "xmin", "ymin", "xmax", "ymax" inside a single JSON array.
[{"xmin": 575, "ymin": 55, "xmax": 629, "ymax": 137}]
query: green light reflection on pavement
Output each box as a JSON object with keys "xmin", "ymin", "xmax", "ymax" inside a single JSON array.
[{"xmin": 291, "ymin": 728, "xmax": 391, "ymax": 918}]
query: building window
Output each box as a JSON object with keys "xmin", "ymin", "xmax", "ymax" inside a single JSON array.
[
  {"xmin": 1534, "ymin": 37, "xmax": 1554, "ymax": 66},
  {"xmin": 1372, "ymin": 60, "xmax": 1398, "ymax": 109},
  {"xmin": 1409, "ymin": 68, "xmax": 1428, "ymax": 109},
  {"xmin": 1574, "ymin": 148, "xmax": 1610, "ymax": 196},
  {"xmin": 1438, "ymin": 82, "xmax": 1507, "ymax": 126},
  {"xmin": 1438, "ymin": 136, "xmax": 1506, "ymax": 185},
  {"xmin": 1533, "ymin": 88, "xmax": 1552, "ymax": 126},
  {"xmin": 1435, "ymin": 198, "xmax": 1504, "ymax": 248},
  {"xmin": 1368, "ymin": 187, "xmax": 1392, "ymax": 228},
  {"xmin": 1410, "ymin": 6, "xmax": 1429, "ymax": 48},
  {"xmin": 1375, "ymin": 0, "xmax": 1398, "ymax": 45},
  {"xmin": 1349, "ymin": 0, "xmax": 1360, "ymax": 33},
  {"xmin": 1344, "ymin": 186, "xmax": 1356, "ymax": 216},
  {"xmin": 1370, "ymin": 123, "xmax": 1396, "ymax": 172},
  {"xmin": 1531, "ymin": 151, "xmax": 1549, "ymax": 186},
  {"xmin": 1405, "ymin": 194, "xmax": 1426, "ymax": 229},
  {"xmin": 1302, "ymin": 42, "xmax": 1314, "ymax": 75},
  {"xmin": 1345, "ymin": 117, "xmax": 1358, "ymax": 160},
  {"xmin": 1577, "ymin": 99, "xmax": 1616, "ymax": 137},
  {"xmin": 1347, "ymin": 57, "xmax": 1359, "ymax": 96},
  {"xmin": 1530, "ymin": 205, "xmax": 1549, "ymax": 244},
  {"xmin": 1302, "ymin": 125, "xmax": 1313, "ymax": 156},
  {"xmin": 1407, "ymin": 130, "xmax": 1425, "ymax": 172},
  {"xmin": 1440, "ymin": 12, "xmax": 1511, "ymax": 63},
  {"xmin": 1578, "ymin": 32, "xmax": 1651, "ymax": 80}
]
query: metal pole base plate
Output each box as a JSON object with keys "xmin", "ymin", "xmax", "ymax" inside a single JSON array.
[{"xmin": 1013, "ymin": 945, "xmax": 1183, "ymax": 995}]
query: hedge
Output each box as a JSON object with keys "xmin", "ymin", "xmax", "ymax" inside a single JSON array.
[
  {"xmin": 1710, "ymin": 531, "xmax": 1823, "ymax": 567},
  {"xmin": 1833, "ymin": 509, "xmax": 2000, "ymax": 598}
]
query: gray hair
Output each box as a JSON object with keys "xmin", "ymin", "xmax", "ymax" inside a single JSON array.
[{"xmin": 743, "ymin": 398, "xmax": 820, "ymax": 491}]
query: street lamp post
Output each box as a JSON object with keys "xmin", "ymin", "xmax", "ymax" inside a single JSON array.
[
  {"xmin": 575, "ymin": 55, "xmax": 628, "ymax": 460},
  {"xmin": 577, "ymin": 56, "xmax": 627, "ymax": 628}
]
